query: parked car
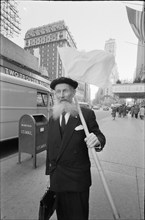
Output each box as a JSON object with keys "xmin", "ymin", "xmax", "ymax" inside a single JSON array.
[
  {"xmin": 93, "ymin": 105, "xmax": 100, "ymax": 110},
  {"xmin": 78, "ymin": 102, "xmax": 90, "ymax": 109},
  {"xmin": 111, "ymin": 103, "xmax": 121, "ymax": 109},
  {"xmin": 103, "ymin": 106, "xmax": 109, "ymax": 111}
]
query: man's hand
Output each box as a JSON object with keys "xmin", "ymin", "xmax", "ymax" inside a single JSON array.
[{"xmin": 84, "ymin": 133, "xmax": 101, "ymax": 150}]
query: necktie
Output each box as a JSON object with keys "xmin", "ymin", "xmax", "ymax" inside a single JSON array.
[{"xmin": 61, "ymin": 113, "xmax": 66, "ymax": 134}]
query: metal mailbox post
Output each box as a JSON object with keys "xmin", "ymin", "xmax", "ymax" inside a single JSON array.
[{"xmin": 18, "ymin": 114, "xmax": 48, "ymax": 168}]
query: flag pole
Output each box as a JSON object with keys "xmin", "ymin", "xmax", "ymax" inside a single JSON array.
[{"xmin": 74, "ymin": 96, "xmax": 120, "ymax": 220}]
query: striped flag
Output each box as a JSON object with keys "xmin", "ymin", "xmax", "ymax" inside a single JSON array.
[
  {"xmin": 57, "ymin": 47, "xmax": 115, "ymax": 88},
  {"xmin": 126, "ymin": 6, "xmax": 145, "ymax": 43}
]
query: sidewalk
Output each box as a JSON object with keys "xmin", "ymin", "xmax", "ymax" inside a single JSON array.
[
  {"xmin": 89, "ymin": 115, "xmax": 144, "ymax": 220},
  {"xmin": 1, "ymin": 114, "xmax": 144, "ymax": 220}
]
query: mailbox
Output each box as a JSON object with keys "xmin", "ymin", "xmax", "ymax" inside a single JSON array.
[{"xmin": 18, "ymin": 114, "xmax": 48, "ymax": 168}]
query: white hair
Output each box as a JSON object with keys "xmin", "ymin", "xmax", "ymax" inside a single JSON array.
[{"xmin": 52, "ymin": 100, "xmax": 78, "ymax": 119}]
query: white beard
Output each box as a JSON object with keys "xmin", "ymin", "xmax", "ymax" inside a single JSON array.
[{"xmin": 52, "ymin": 101, "xmax": 78, "ymax": 119}]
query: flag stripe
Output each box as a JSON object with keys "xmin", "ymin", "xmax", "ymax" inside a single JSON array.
[{"xmin": 126, "ymin": 6, "xmax": 145, "ymax": 43}]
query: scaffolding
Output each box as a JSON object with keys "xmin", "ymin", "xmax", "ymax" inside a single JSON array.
[{"xmin": 1, "ymin": 0, "xmax": 21, "ymax": 38}]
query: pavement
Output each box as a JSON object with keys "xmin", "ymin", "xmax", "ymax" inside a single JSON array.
[{"xmin": 0, "ymin": 113, "xmax": 144, "ymax": 220}]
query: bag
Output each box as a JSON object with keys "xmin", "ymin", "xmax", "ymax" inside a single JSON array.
[{"xmin": 38, "ymin": 188, "xmax": 56, "ymax": 220}]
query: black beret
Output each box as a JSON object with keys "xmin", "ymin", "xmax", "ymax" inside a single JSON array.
[{"xmin": 50, "ymin": 77, "xmax": 78, "ymax": 90}]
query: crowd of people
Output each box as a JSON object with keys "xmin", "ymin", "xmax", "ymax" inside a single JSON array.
[{"xmin": 111, "ymin": 103, "xmax": 145, "ymax": 120}]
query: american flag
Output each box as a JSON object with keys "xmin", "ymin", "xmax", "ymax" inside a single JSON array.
[{"xmin": 126, "ymin": 6, "xmax": 145, "ymax": 43}]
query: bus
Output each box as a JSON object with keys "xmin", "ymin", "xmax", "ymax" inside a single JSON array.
[{"xmin": 0, "ymin": 73, "xmax": 52, "ymax": 141}]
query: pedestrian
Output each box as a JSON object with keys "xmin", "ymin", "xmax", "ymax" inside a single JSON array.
[
  {"xmin": 118, "ymin": 105, "xmax": 123, "ymax": 117},
  {"xmin": 134, "ymin": 104, "xmax": 139, "ymax": 119},
  {"xmin": 111, "ymin": 107, "xmax": 116, "ymax": 120},
  {"xmin": 130, "ymin": 105, "xmax": 134, "ymax": 118},
  {"xmin": 122, "ymin": 104, "xmax": 127, "ymax": 117},
  {"xmin": 45, "ymin": 77, "xmax": 106, "ymax": 220},
  {"xmin": 139, "ymin": 106, "xmax": 145, "ymax": 120}
]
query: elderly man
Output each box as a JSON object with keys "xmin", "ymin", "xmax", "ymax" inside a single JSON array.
[{"xmin": 45, "ymin": 77, "xmax": 106, "ymax": 220}]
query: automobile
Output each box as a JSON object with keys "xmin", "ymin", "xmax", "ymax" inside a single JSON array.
[
  {"xmin": 111, "ymin": 103, "xmax": 122, "ymax": 109},
  {"xmin": 103, "ymin": 106, "xmax": 109, "ymax": 111},
  {"xmin": 78, "ymin": 102, "xmax": 90, "ymax": 109},
  {"xmin": 93, "ymin": 105, "xmax": 100, "ymax": 110}
]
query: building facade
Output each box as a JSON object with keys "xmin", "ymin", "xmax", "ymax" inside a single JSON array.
[
  {"xmin": 104, "ymin": 38, "xmax": 116, "ymax": 57},
  {"xmin": 94, "ymin": 38, "xmax": 119, "ymax": 105},
  {"xmin": 24, "ymin": 20, "xmax": 76, "ymax": 81},
  {"xmin": 1, "ymin": 0, "xmax": 21, "ymax": 38},
  {"xmin": 0, "ymin": 34, "xmax": 50, "ymax": 88},
  {"xmin": 24, "ymin": 20, "xmax": 89, "ymax": 102},
  {"xmin": 104, "ymin": 38, "xmax": 119, "ymax": 83},
  {"xmin": 104, "ymin": 38, "xmax": 119, "ymax": 102}
]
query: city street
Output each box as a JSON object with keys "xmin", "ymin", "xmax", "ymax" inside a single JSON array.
[
  {"xmin": 1, "ymin": 1, "xmax": 144, "ymax": 220},
  {"xmin": 1, "ymin": 110, "xmax": 144, "ymax": 220}
]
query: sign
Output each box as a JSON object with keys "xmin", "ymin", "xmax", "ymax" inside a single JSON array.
[
  {"xmin": 1, "ymin": 66, "xmax": 50, "ymax": 88},
  {"xmin": 112, "ymin": 84, "xmax": 145, "ymax": 93}
]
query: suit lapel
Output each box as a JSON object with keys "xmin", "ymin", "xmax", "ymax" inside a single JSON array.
[{"xmin": 56, "ymin": 114, "xmax": 79, "ymax": 161}]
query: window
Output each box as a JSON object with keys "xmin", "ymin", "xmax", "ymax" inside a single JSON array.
[{"xmin": 37, "ymin": 92, "xmax": 48, "ymax": 107}]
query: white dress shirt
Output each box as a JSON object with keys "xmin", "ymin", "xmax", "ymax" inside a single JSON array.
[{"xmin": 60, "ymin": 112, "xmax": 70, "ymax": 126}]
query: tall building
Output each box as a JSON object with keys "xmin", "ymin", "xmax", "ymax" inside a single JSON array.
[
  {"xmin": 104, "ymin": 38, "xmax": 119, "ymax": 83},
  {"xmin": 104, "ymin": 39, "xmax": 119, "ymax": 99},
  {"xmin": 1, "ymin": 0, "xmax": 21, "ymax": 38},
  {"xmin": 0, "ymin": 34, "xmax": 51, "ymax": 88},
  {"xmin": 95, "ymin": 38, "xmax": 119, "ymax": 105},
  {"xmin": 24, "ymin": 20, "xmax": 76, "ymax": 81},
  {"xmin": 24, "ymin": 20, "xmax": 88, "ymax": 102},
  {"xmin": 104, "ymin": 38, "xmax": 116, "ymax": 57}
]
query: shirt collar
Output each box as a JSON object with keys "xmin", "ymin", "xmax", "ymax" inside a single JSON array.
[{"xmin": 60, "ymin": 112, "xmax": 70, "ymax": 125}]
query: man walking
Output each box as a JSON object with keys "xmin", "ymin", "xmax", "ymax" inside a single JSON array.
[{"xmin": 45, "ymin": 77, "xmax": 106, "ymax": 220}]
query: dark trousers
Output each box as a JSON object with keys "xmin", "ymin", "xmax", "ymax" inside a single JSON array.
[{"xmin": 55, "ymin": 189, "xmax": 89, "ymax": 220}]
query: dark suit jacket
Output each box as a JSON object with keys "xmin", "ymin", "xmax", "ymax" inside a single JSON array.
[{"xmin": 45, "ymin": 107, "xmax": 106, "ymax": 192}]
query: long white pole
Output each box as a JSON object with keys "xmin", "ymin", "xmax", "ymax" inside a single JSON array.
[{"xmin": 74, "ymin": 96, "xmax": 120, "ymax": 220}]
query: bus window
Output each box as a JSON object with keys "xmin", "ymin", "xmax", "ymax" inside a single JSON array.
[{"xmin": 37, "ymin": 92, "xmax": 48, "ymax": 107}]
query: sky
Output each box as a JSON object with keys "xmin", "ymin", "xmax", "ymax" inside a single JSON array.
[{"xmin": 11, "ymin": 0, "xmax": 144, "ymax": 99}]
